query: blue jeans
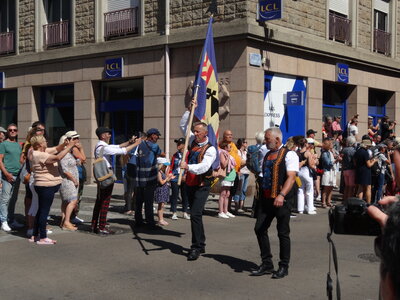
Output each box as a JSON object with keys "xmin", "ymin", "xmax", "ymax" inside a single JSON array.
[
  {"xmin": 374, "ymin": 172, "xmax": 385, "ymax": 204},
  {"xmin": 0, "ymin": 175, "xmax": 17, "ymax": 223},
  {"xmin": 233, "ymin": 174, "xmax": 250, "ymax": 202},
  {"xmin": 34, "ymin": 185, "xmax": 60, "ymax": 239}
]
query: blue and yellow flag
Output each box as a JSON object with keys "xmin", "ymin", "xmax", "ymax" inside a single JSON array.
[{"xmin": 193, "ymin": 16, "xmax": 220, "ymax": 169}]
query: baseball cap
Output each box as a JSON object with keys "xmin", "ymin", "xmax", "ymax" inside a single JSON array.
[
  {"xmin": 65, "ymin": 130, "xmax": 80, "ymax": 139},
  {"xmin": 157, "ymin": 157, "xmax": 170, "ymax": 166},
  {"xmin": 174, "ymin": 138, "xmax": 185, "ymax": 145},
  {"xmin": 0, "ymin": 127, "xmax": 6, "ymax": 133},
  {"xmin": 368, "ymin": 116, "xmax": 373, "ymax": 119},
  {"xmin": 146, "ymin": 128, "xmax": 161, "ymax": 136},
  {"xmin": 361, "ymin": 135, "xmax": 372, "ymax": 146},
  {"xmin": 306, "ymin": 129, "xmax": 317, "ymax": 136},
  {"xmin": 95, "ymin": 127, "xmax": 112, "ymax": 138}
]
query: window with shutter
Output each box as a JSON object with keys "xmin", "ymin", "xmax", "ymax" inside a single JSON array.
[
  {"xmin": 108, "ymin": 0, "xmax": 139, "ymax": 12},
  {"xmin": 329, "ymin": 0, "xmax": 349, "ymax": 17}
]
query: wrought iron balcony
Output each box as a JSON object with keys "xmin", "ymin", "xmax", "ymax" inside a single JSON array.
[
  {"xmin": 329, "ymin": 13, "xmax": 351, "ymax": 45},
  {"xmin": 104, "ymin": 7, "xmax": 139, "ymax": 40},
  {"xmin": 0, "ymin": 31, "xmax": 15, "ymax": 55},
  {"xmin": 374, "ymin": 29, "xmax": 391, "ymax": 56},
  {"xmin": 43, "ymin": 20, "xmax": 70, "ymax": 49}
]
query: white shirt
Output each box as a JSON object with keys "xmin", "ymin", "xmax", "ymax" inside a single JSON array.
[
  {"xmin": 238, "ymin": 149, "xmax": 250, "ymax": 175},
  {"xmin": 179, "ymin": 111, "xmax": 217, "ymax": 175},
  {"xmin": 95, "ymin": 140, "xmax": 127, "ymax": 168},
  {"xmin": 259, "ymin": 144, "xmax": 299, "ymax": 175},
  {"xmin": 348, "ymin": 125, "xmax": 358, "ymax": 137}
]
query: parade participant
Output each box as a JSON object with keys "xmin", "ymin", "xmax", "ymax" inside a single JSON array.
[
  {"xmin": 169, "ymin": 138, "xmax": 190, "ymax": 220},
  {"xmin": 154, "ymin": 157, "xmax": 175, "ymax": 226},
  {"xmin": 251, "ymin": 128, "xmax": 298, "ymax": 279},
  {"xmin": 0, "ymin": 124, "xmax": 23, "ymax": 232},
  {"xmin": 29, "ymin": 135, "xmax": 77, "ymax": 244},
  {"xmin": 180, "ymin": 100, "xmax": 217, "ymax": 261},
  {"xmin": 91, "ymin": 127, "xmax": 140, "ymax": 235},
  {"xmin": 134, "ymin": 128, "xmax": 163, "ymax": 229}
]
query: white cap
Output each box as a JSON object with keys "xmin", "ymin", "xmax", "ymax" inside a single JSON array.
[
  {"xmin": 65, "ymin": 130, "xmax": 80, "ymax": 139},
  {"xmin": 157, "ymin": 157, "xmax": 170, "ymax": 166},
  {"xmin": 306, "ymin": 138, "xmax": 315, "ymax": 144}
]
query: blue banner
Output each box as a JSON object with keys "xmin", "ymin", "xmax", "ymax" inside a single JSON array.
[
  {"xmin": 258, "ymin": 0, "xmax": 282, "ymax": 21},
  {"xmin": 0, "ymin": 72, "xmax": 4, "ymax": 89},
  {"xmin": 105, "ymin": 57, "xmax": 124, "ymax": 79},
  {"xmin": 336, "ymin": 63, "xmax": 349, "ymax": 83}
]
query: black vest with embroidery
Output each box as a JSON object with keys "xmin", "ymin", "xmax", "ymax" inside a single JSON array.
[{"xmin": 186, "ymin": 141, "xmax": 213, "ymax": 186}]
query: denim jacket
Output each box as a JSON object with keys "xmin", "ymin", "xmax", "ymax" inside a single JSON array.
[{"xmin": 321, "ymin": 150, "xmax": 334, "ymax": 171}]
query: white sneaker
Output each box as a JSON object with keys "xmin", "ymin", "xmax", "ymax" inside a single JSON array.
[
  {"xmin": 218, "ymin": 212, "xmax": 229, "ymax": 219},
  {"xmin": 299, "ymin": 211, "xmax": 304, "ymax": 214},
  {"xmin": 183, "ymin": 213, "xmax": 191, "ymax": 220},
  {"xmin": 316, "ymin": 195, "xmax": 321, "ymax": 201},
  {"xmin": 171, "ymin": 213, "xmax": 178, "ymax": 220},
  {"xmin": 1, "ymin": 221, "xmax": 11, "ymax": 232},
  {"xmin": 307, "ymin": 210, "xmax": 317, "ymax": 215},
  {"xmin": 71, "ymin": 216, "xmax": 84, "ymax": 224},
  {"xmin": 10, "ymin": 220, "xmax": 24, "ymax": 229},
  {"xmin": 226, "ymin": 212, "xmax": 235, "ymax": 218}
]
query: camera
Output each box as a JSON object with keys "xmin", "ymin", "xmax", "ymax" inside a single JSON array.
[{"xmin": 329, "ymin": 197, "xmax": 381, "ymax": 236}]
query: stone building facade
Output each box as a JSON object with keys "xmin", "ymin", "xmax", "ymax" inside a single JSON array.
[{"xmin": 0, "ymin": 0, "xmax": 399, "ymax": 184}]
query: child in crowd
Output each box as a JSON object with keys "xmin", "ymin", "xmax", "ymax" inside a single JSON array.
[
  {"xmin": 218, "ymin": 141, "xmax": 237, "ymax": 219},
  {"xmin": 154, "ymin": 157, "xmax": 175, "ymax": 226}
]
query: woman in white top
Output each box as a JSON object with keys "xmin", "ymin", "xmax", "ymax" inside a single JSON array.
[{"xmin": 232, "ymin": 138, "xmax": 250, "ymax": 213}]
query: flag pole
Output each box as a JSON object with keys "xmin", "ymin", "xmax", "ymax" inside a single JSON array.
[
  {"xmin": 178, "ymin": 14, "xmax": 214, "ymax": 186},
  {"xmin": 177, "ymin": 84, "xmax": 199, "ymax": 186}
]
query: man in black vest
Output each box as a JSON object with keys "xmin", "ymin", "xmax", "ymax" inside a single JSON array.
[{"xmin": 251, "ymin": 128, "xmax": 298, "ymax": 279}]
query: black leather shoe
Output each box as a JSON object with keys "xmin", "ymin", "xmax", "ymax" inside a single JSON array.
[
  {"xmin": 271, "ymin": 266, "xmax": 288, "ymax": 279},
  {"xmin": 187, "ymin": 249, "xmax": 201, "ymax": 261},
  {"xmin": 250, "ymin": 264, "xmax": 275, "ymax": 276},
  {"xmin": 199, "ymin": 248, "xmax": 205, "ymax": 254}
]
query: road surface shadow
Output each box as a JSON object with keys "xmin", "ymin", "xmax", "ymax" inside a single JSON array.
[
  {"xmin": 136, "ymin": 237, "xmax": 188, "ymax": 257},
  {"xmin": 202, "ymin": 254, "xmax": 258, "ymax": 273}
]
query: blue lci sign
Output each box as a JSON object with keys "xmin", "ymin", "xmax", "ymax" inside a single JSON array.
[
  {"xmin": 105, "ymin": 57, "xmax": 124, "ymax": 79},
  {"xmin": 0, "ymin": 72, "xmax": 4, "ymax": 89},
  {"xmin": 286, "ymin": 91, "xmax": 303, "ymax": 106},
  {"xmin": 258, "ymin": 0, "xmax": 282, "ymax": 21},
  {"xmin": 336, "ymin": 63, "xmax": 349, "ymax": 83}
]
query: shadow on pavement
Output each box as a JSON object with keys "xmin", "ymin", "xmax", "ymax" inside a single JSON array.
[
  {"xmin": 136, "ymin": 237, "xmax": 188, "ymax": 257},
  {"xmin": 202, "ymin": 254, "xmax": 258, "ymax": 273}
]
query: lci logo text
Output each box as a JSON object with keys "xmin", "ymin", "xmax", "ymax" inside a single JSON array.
[
  {"xmin": 258, "ymin": 0, "xmax": 282, "ymax": 21},
  {"xmin": 336, "ymin": 63, "xmax": 349, "ymax": 83},
  {"xmin": 105, "ymin": 57, "xmax": 124, "ymax": 79}
]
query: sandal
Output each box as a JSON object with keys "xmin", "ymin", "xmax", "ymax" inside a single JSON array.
[
  {"xmin": 321, "ymin": 204, "xmax": 327, "ymax": 208},
  {"xmin": 158, "ymin": 220, "xmax": 169, "ymax": 226},
  {"xmin": 62, "ymin": 225, "xmax": 78, "ymax": 231},
  {"xmin": 36, "ymin": 238, "xmax": 57, "ymax": 245}
]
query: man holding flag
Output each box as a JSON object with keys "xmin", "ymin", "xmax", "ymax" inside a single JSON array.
[{"xmin": 179, "ymin": 16, "xmax": 219, "ymax": 261}]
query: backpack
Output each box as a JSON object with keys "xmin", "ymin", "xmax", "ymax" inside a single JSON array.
[
  {"xmin": 93, "ymin": 146, "xmax": 116, "ymax": 189},
  {"xmin": 246, "ymin": 144, "xmax": 261, "ymax": 174}
]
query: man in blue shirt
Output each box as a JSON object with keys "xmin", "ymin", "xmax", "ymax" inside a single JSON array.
[{"xmin": 134, "ymin": 128, "xmax": 163, "ymax": 229}]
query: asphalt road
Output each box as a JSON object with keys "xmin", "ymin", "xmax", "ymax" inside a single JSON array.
[{"xmin": 0, "ymin": 185, "xmax": 379, "ymax": 300}]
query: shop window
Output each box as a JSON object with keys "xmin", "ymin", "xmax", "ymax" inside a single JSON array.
[
  {"xmin": 40, "ymin": 85, "xmax": 74, "ymax": 146},
  {"xmin": 323, "ymin": 82, "xmax": 354, "ymax": 128},
  {"xmin": 0, "ymin": 0, "xmax": 16, "ymax": 55},
  {"xmin": 43, "ymin": 0, "xmax": 71, "ymax": 48},
  {"xmin": 368, "ymin": 88, "xmax": 391, "ymax": 125},
  {"xmin": 0, "ymin": 89, "xmax": 17, "ymax": 128},
  {"xmin": 99, "ymin": 79, "xmax": 143, "ymax": 180}
]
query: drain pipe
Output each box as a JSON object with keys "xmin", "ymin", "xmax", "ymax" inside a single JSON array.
[{"xmin": 164, "ymin": 0, "xmax": 170, "ymax": 158}]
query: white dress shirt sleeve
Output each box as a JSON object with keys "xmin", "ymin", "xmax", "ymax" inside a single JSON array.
[
  {"xmin": 102, "ymin": 144, "xmax": 127, "ymax": 156},
  {"xmin": 188, "ymin": 146, "xmax": 217, "ymax": 175},
  {"xmin": 285, "ymin": 150, "xmax": 299, "ymax": 172},
  {"xmin": 180, "ymin": 111, "xmax": 195, "ymax": 144}
]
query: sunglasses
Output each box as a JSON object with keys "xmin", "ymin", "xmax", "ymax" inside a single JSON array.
[
  {"xmin": 374, "ymin": 235, "xmax": 382, "ymax": 259},
  {"xmin": 8, "ymin": 129, "xmax": 17, "ymax": 132},
  {"xmin": 36, "ymin": 128, "xmax": 45, "ymax": 132}
]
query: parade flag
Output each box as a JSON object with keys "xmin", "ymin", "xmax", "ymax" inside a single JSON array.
[{"xmin": 193, "ymin": 16, "xmax": 220, "ymax": 169}]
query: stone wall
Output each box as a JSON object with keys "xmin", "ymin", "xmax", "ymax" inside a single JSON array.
[
  {"xmin": 268, "ymin": 0, "xmax": 326, "ymax": 38},
  {"xmin": 358, "ymin": 0, "xmax": 372, "ymax": 51},
  {"xmin": 397, "ymin": 3, "xmax": 400, "ymax": 58},
  {"xmin": 144, "ymin": 0, "xmax": 165, "ymax": 34},
  {"xmin": 19, "ymin": 0, "xmax": 35, "ymax": 53},
  {"xmin": 75, "ymin": 0, "xmax": 95, "ymax": 44}
]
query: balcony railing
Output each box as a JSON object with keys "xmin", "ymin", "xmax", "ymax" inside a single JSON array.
[
  {"xmin": 43, "ymin": 20, "xmax": 70, "ymax": 49},
  {"xmin": 0, "ymin": 31, "xmax": 15, "ymax": 55},
  {"xmin": 104, "ymin": 7, "xmax": 138, "ymax": 40},
  {"xmin": 329, "ymin": 13, "xmax": 352, "ymax": 45},
  {"xmin": 374, "ymin": 29, "xmax": 391, "ymax": 56}
]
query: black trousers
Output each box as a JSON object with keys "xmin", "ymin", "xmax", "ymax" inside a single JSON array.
[
  {"xmin": 254, "ymin": 198, "xmax": 291, "ymax": 268},
  {"xmin": 135, "ymin": 184, "xmax": 156, "ymax": 225},
  {"xmin": 187, "ymin": 185, "xmax": 210, "ymax": 250}
]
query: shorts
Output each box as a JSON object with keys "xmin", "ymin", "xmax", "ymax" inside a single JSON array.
[
  {"xmin": 321, "ymin": 170, "xmax": 335, "ymax": 186},
  {"xmin": 343, "ymin": 169, "xmax": 355, "ymax": 186}
]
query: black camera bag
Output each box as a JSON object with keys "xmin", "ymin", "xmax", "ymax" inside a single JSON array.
[{"xmin": 329, "ymin": 197, "xmax": 380, "ymax": 236}]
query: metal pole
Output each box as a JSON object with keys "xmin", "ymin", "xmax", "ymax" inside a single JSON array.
[{"xmin": 164, "ymin": 0, "xmax": 170, "ymax": 158}]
